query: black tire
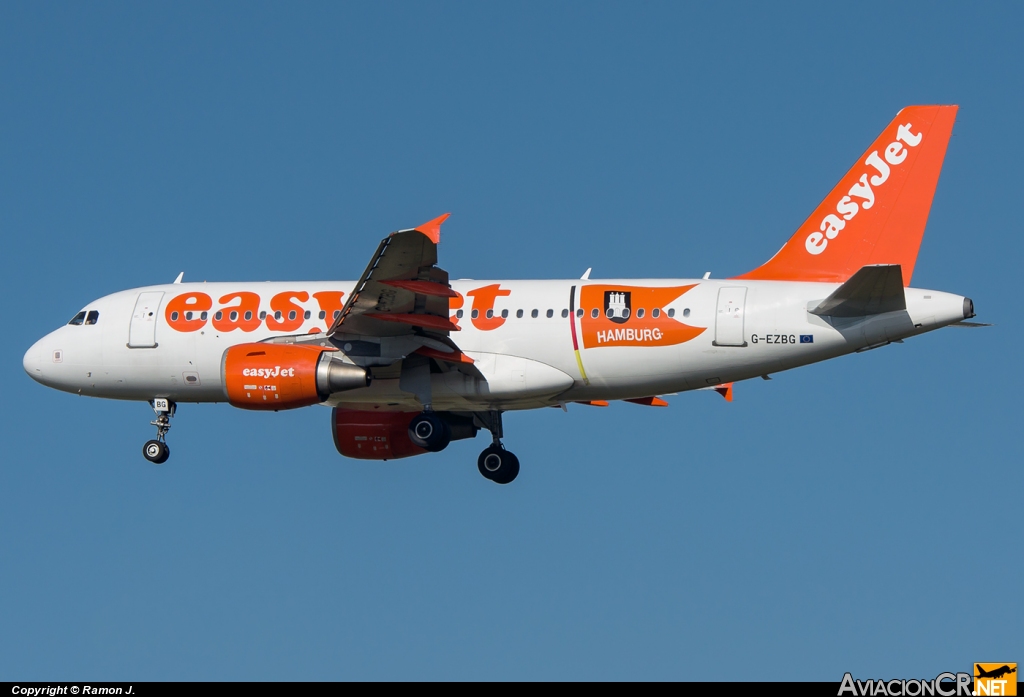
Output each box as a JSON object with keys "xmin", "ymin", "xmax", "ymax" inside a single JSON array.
[
  {"xmin": 477, "ymin": 445, "xmax": 520, "ymax": 484},
  {"xmin": 408, "ymin": 412, "xmax": 452, "ymax": 452},
  {"xmin": 143, "ymin": 440, "xmax": 169, "ymax": 464}
]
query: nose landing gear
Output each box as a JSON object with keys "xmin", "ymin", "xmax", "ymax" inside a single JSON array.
[
  {"xmin": 475, "ymin": 411, "xmax": 519, "ymax": 484},
  {"xmin": 143, "ymin": 398, "xmax": 174, "ymax": 464}
]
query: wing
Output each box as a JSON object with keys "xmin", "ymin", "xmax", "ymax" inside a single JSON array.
[{"xmin": 325, "ymin": 214, "xmax": 473, "ymax": 365}]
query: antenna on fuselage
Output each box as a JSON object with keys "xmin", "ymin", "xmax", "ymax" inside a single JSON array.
[
  {"xmin": 173, "ymin": 272, "xmax": 184, "ymax": 284},
  {"xmin": 581, "ymin": 268, "xmax": 592, "ymax": 280}
]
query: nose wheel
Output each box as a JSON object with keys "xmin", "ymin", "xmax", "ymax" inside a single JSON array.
[
  {"xmin": 143, "ymin": 439, "xmax": 170, "ymax": 464},
  {"xmin": 143, "ymin": 398, "xmax": 175, "ymax": 464},
  {"xmin": 475, "ymin": 410, "xmax": 519, "ymax": 484}
]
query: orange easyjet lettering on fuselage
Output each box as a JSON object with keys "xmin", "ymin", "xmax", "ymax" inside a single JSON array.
[
  {"xmin": 212, "ymin": 292, "xmax": 262, "ymax": 332},
  {"xmin": 266, "ymin": 291, "xmax": 309, "ymax": 332},
  {"xmin": 165, "ymin": 292, "xmax": 213, "ymax": 332},
  {"xmin": 579, "ymin": 285, "xmax": 705, "ymax": 348},
  {"xmin": 164, "ymin": 290, "xmax": 346, "ymax": 333},
  {"xmin": 311, "ymin": 291, "xmax": 345, "ymax": 332},
  {"xmin": 448, "ymin": 290, "xmax": 465, "ymax": 329},
  {"xmin": 466, "ymin": 284, "xmax": 511, "ymax": 330}
]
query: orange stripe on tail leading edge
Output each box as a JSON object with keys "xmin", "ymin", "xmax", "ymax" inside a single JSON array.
[{"xmin": 736, "ymin": 106, "xmax": 957, "ymax": 287}]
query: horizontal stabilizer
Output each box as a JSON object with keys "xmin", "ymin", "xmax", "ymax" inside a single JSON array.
[{"xmin": 810, "ymin": 264, "xmax": 905, "ymax": 318}]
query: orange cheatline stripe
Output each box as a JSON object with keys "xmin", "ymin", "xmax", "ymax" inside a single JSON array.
[{"xmin": 574, "ymin": 400, "xmax": 609, "ymax": 407}]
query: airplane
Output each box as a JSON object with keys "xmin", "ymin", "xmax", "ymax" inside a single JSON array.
[
  {"xmin": 23, "ymin": 105, "xmax": 979, "ymax": 484},
  {"xmin": 976, "ymin": 665, "xmax": 1017, "ymax": 680}
]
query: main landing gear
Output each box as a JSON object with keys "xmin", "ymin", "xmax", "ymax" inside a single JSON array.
[
  {"xmin": 407, "ymin": 409, "xmax": 520, "ymax": 484},
  {"xmin": 476, "ymin": 411, "xmax": 519, "ymax": 485},
  {"xmin": 408, "ymin": 410, "xmax": 452, "ymax": 452},
  {"xmin": 143, "ymin": 398, "xmax": 175, "ymax": 464}
]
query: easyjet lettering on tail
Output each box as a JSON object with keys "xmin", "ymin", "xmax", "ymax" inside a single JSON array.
[
  {"xmin": 806, "ymin": 122, "xmax": 923, "ymax": 255},
  {"xmin": 23, "ymin": 105, "xmax": 980, "ymax": 485}
]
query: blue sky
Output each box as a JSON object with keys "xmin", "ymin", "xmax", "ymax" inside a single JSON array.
[{"xmin": 1, "ymin": 2, "xmax": 1020, "ymax": 680}]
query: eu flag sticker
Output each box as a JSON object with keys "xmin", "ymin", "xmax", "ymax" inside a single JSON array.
[{"xmin": 800, "ymin": 335, "xmax": 814, "ymax": 343}]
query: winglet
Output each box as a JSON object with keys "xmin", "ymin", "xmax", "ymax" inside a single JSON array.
[
  {"xmin": 415, "ymin": 213, "xmax": 451, "ymax": 244},
  {"xmin": 714, "ymin": 383, "xmax": 734, "ymax": 402}
]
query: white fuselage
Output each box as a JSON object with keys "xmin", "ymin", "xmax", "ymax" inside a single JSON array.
[{"xmin": 23, "ymin": 278, "xmax": 968, "ymax": 411}]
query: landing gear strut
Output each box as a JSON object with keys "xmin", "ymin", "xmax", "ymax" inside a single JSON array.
[
  {"xmin": 143, "ymin": 398, "xmax": 174, "ymax": 464},
  {"xmin": 476, "ymin": 411, "xmax": 519, "ymax": 484}
]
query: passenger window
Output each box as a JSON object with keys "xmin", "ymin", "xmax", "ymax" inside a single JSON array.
[
  {"xmin": 259, "ymin": 311, "xmax": 267, "ymax": 320},
  {"xmin": 531, "ymin": 309, "xmax": 538, "ymax": 318},
  {"xmin": 85, "ymin": 311, "xmax": 99, "ymax": 325},
  {"xmin": 215, "ymin": 311, "xmax": 223, "ymax": 320},
  {"xmin": 501, "ymin": 309, "xmax": 508, "ymax": 319},
  {"xmin": 68, "ymin": 311, "xmax": 86, "ymax": 325},
  {"xmin": 168, "ymin": 312, "xmax": 178, "ymax": 323},
  {"xmin": 456, "ymin": 309, "xmax": 464, "ymax": 319},
  {"xmin": 274, "ymin": 311, "xmax": 282, "ymax": 320},
  {"xmin": 304, "ymin": 310, "xmax": 311, "ymax": 320},
  {"xmin": 472, "ymin": 309, "xmax": 479, "ymax": 319},
  {"xmin": 668, "ymin": 308, "xmax": 675, "ymax": 318},
  {"xmin": 230, "ymin": 311, "xmax": 239, "ymax": 321},
  {"xmin": 200, "ymin": 311, "xmax": 208, "ymax": 320},
  {"xmin": 682, "ymin": 308, "xmax": 690, "ymax": 318},
  {"xmin": 185, "ymin": 311, "xmax": 193, "ymax": 321},
  {"xmin": 576, "ymin": 308, "xmax": 583, "ymax": 318},
  {"xmin": 319, "ymin": 310, "xmax": 326, "ymax": 320},
  {"xmin": 244, "ymin": 311, "xmax": 253, "ymax": 321},
  {"xmin": 288, "ymin": 310, "xmax": 296, "ymax": 321},
  {"xmin": 546, "ymin": 309, "xmax": 553, "ymax": 318},
  {"xmin": 486, "ymin": 309, "xmax": 493, "ymax": 319},
  {"xmin": 637, "ymin": 308, "xmax": 645, "ymax": 319},
  {"xmin": 516, "ymin": 309, "xmax": 523, "ymax": 318},
  {"xmin": 561, "ymin": 309, "xmax": 568, "ymax": 318},
  {"xmin": 652, "ymin": 308, "xmax": 660, "ymax": 318},
  {"xmin": 333, "ymin": 310, "xmax": 341, "ymax": 319},
  {"xmin": 591, "ymin": 308, "xmax": 599, "ymax": 318}
]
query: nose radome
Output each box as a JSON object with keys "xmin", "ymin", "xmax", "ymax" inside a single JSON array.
[{"xmin": 23, "ymin": 339, "xmax": 46, "ymax": 383}]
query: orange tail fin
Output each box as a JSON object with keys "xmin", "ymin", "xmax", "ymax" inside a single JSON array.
[{"xmin": 737, "ymin": 105, "xmax": 958, "ymax": 286}]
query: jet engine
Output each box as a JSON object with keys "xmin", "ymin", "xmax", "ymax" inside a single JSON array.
[
  {"xmin": 332, "ymin": 408, "xmax": 478, "ymax": 460},
  {"xmin": 222, "ymin": 343, "xmax": 369, "ymax": 410}
]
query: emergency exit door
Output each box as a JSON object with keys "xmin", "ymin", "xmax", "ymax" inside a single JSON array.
[
  {"xmin": 128, "ymin": 292, "xmax": 164, "ymax": 348},
  {"xmin": 714, "ymin": 287, "xmax": 747, "ymax": 347}
]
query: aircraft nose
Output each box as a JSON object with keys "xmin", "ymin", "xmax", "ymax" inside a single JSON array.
[{"xmin": 23, "ymin": 338, "xmax": 48, "ymax": 384}]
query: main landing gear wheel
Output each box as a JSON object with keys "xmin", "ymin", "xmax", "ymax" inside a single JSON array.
[
  {"xmin": 478, "ymin": 444, "xmax": 520, "ymax": 485},
  {"xmin": 408, "ymin": 411, "xmax": 452, "ymax": 452},
  {"xmin": 143, "ymin": 439, "xmax": 169, "ymax": 464}
]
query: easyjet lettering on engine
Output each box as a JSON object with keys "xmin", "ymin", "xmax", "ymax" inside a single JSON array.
[{"xmin": 241, "ymin": 366, "xmax": 296, "ymax": 378}]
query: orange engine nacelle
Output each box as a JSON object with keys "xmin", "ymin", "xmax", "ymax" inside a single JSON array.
[
  {"xmin": 331, "ymin": 408, "xmax": 427, "ymax": 460},
  {"xmin": 222, "ymin": 343, "xmax": 369, "ymax": 411}
]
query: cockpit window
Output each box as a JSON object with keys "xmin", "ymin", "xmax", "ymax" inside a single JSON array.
[
  {"xmin": 85, "ymin": 311, "xmax": 100, "ymax": 325},
  {"xmin": 68, "ymin": 311, "xmax": 86, "ymax": 325}
]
